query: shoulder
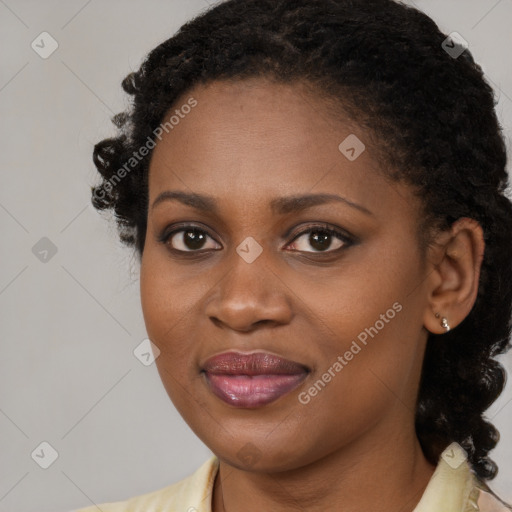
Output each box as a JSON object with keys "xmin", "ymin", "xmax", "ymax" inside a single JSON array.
[
  {"xmin": 473, "ymin": 480, "xmax": 512, "ymax": 512},
  {"xmin": 413, "ymin": 443, "xmax": 512, "ymax": 512},
  {"xmin": 71, "ymin": 456, "xmax": 219, "ymax": 512}
]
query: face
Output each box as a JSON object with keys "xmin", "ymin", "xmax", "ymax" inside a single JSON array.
[{"xmin": 140, "ymin": 78, "xmax": 433, "ymax": 472}]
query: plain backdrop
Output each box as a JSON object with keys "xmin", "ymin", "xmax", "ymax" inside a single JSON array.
[{"xmin": 0, "ymin": 1, "xmax": 511, "ymax": 511}]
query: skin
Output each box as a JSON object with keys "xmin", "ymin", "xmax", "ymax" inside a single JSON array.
[{"xmin": 140, "ymin": 77, "xmax": 485, "ymax": 512}]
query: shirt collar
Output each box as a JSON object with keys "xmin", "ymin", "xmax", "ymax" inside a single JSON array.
[
  {"xmin": 192, "ymin": 442, "xmax": 478, "ymax": 512},
  {"xmin": 413, "ymin": 442, "xmax": 479, "ymax": 512}
]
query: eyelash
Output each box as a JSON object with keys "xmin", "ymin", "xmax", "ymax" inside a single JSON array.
[{"xmin": 158, "ymin": 222, "xmax": 354, "ymax": 256}]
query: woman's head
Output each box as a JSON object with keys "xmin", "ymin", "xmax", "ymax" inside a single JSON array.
[{"xmin": 91, "ymin": 0, "xmax": 512, "ymax": 480}]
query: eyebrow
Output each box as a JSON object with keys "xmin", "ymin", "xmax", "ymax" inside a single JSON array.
[{"xmin": 151, "ymin": 190, "xmax": 373, "ymax": 216}]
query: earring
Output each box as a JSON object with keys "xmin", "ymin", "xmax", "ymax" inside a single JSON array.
[{"xmin": 434, "ymin": 312, "xmax": 450, "ymax": 332}]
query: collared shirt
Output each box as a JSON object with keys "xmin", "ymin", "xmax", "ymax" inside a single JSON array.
[{"xmin": 73, "ymin": 444, "xmax": 511, "ymax": 512}]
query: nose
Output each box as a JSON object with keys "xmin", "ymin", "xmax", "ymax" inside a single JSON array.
[{"xmin": 204, "ymin": 256, "xmax": 293, "ymax": 332}]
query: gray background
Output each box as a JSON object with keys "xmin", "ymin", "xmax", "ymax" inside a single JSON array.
[{"xmin": 0, "ymin": 1, "xmax": 511, "ymax": 511}]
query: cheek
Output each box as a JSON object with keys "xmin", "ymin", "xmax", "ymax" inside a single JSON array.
[
  {"xmin": 292, "ymin": 244, "xmax": 421, "ymax": 350},
  {"xmin": 140, "ymin": 260, "xmax": 199, "ymax": 417},
  {"xmin": 139, "ymin": 248, "xmax": 222, "ymax": 413},
  {"xmin": 292, "ymin": 242, "xmax": 426, "ymax": 404},
  {"xmin": 140, "ymin": 251, "xmax": 197, "ymax": 368}
]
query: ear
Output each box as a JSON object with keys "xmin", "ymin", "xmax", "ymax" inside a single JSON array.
[{"xmin": 423, "ymin": 217, "xmax": 485, "ymax": 335}]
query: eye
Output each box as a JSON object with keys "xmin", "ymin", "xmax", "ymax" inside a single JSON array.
[
  {"xmin": 160, "ymin": 226, "xmax": 220, "ymax": 252},
  {"xmin": 158, "ymin": 223, "xmax": 353, "ymax": 255},
  {"xmin": 286, "ymin": 224, "xmax": 352, "ymax": 253}
]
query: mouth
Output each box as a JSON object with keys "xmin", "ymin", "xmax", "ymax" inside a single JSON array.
[{"xmin": 201, "ymin": 351, "xmax": 309, "ymax": 408}]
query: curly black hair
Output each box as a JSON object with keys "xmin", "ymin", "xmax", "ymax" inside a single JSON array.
[{"xmin": 91, "ymin": 0, "xmax": 512, "ymax": 480}]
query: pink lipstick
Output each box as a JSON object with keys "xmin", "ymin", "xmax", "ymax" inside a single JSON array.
[{"xmin": 202, "ymin": 352, "xmax": 309, "ymax": 408}]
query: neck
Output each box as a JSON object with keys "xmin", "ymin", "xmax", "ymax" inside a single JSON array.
[{"xmin": 212, "ymin": 418, "xmax": 436, "ymax": 512}]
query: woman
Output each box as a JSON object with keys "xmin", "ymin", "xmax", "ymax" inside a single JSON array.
[{"xmin": 76, "ymin": 0, "xmax": 512, "ymax": 510}]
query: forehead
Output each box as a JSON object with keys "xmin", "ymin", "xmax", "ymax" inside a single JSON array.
[
  {"xmin": 150, "ymin": 78, "xmax": 349, "ymax": 170},
  {"xmin": 147, "ymin": 78, "xmax": 417, "ymax": 221}
]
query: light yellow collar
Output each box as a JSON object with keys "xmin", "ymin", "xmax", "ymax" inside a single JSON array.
[
  {"xmin": 194, "ymin": 443, "xmax": 480, "ymax": 512},
  {"xmin": 413, "ymin": 442, "xmax": 479, "ymax": 512}
]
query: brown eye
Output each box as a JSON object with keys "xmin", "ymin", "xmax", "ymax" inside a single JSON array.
[
  {"xmin": 287, "ymin": 226, "xmax": 352, "ymax": 253},
  {"xmin": 163, "ymin": 227, "xmax": 220, "ymax": 252}
]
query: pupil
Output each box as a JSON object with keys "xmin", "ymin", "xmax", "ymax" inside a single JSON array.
[
  {"xmin": 310, "ymin": 231, "xmax": 331, "ymax": 251},
  {"xmin": 185, "ymin": 229, "xmax": 206, "ymax": 250}
]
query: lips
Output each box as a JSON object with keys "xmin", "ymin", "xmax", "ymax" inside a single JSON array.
[{"xmin": 201, "ymin": 352, "xmax": 309, "ymax": 408}]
